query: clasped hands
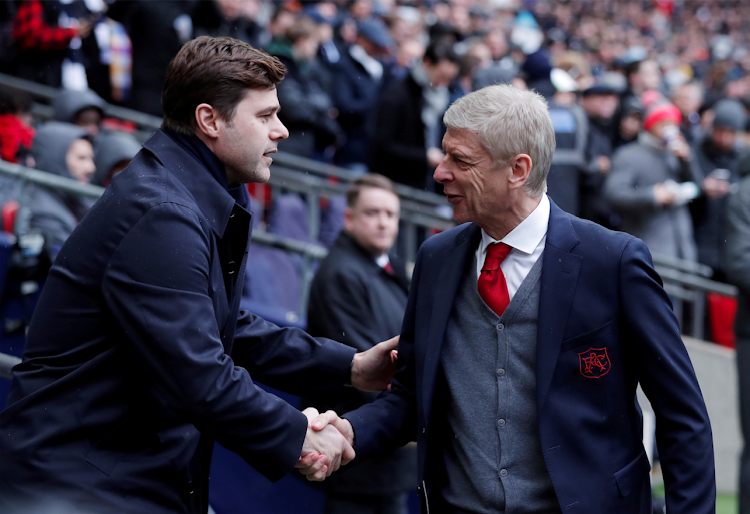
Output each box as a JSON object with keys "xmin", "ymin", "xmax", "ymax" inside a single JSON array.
[{"xmin": 295, "ymin": 335, "xmax": 399, "ymax": 481}]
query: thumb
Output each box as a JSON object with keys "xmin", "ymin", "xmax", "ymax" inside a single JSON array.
[
  {"xmin": 341, "ymin": 442, "xmax": 356, "ymax": 465},
  {"xmin": 311, "ymin": 410, "xmax": 339, "ymax": 431},
  {"xmin": 379, "ymin": 335, "xmax": 399, "ymax": 353}
]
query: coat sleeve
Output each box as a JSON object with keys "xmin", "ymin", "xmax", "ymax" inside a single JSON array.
[
  {"xmin": 342, "ymin": 249, "xmax": 423, "ymax": 460},
  {"xmin": 618, "ymin": 238, "xmax": 716, "ymax": 512},
  {"xmin": 229, "ymin": 308, "xmax": 355, "ymax": 404},
  {"xmin": 101, "ymin": 202, "xmax": 309, "ymax": 482},
  {"xmin": 604, "ymin": 149, "xmax": 658, "ymax": 211}
]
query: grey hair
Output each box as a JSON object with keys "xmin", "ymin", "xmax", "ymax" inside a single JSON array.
[{"xmin": 442, "ymin": 84, "xmax": 556, "ymax": 197}]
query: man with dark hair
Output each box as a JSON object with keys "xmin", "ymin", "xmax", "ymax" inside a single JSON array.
[
  {"xmin": 0, "ymin": 36, "xmax": 398, "ymax": 514},
  {"xmin": 371, "ymin": 40, "xmax": 460, "ymax": 190},
  {"xmin": 306, "ymin": 174, "xmax": 416, "ymax": 514}
]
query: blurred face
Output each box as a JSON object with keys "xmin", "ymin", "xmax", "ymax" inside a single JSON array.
[
  {"xmin": 214, "ymin": 88, "xmax": 289, "ymax": 185},
  {"xmin": 620, "ymin": 113, "xmax": 642, "ymax": 140},
  {"xmin": 295, "ymin": 36, "xmax": 320, "ymax": 62},
  {"xmin": 581, "ymin": 94, "xmax": 619, "ymax": 120},
  {"xmin": 672, "ymin": 84, "xmax": 702, "ymax": 117},
  {"xmin": 434, "ymin": 128, "xmax": 508, "ymax": 227},
  {"xmin": 712, "ymin": 126, "xmax": 737, "ymax": 152},
  {"xmin": 344, "ymin": 187, "xmax": 400, "ymax": 256},
  {"xmin": 648, "ymin": 119, "xmax": 677, "ymax": 139},
  {"xmin": 636, "ymin": 60, "xmax": 661, "ymax": 91},
  {"xmin": 66, "ymin": 138, "xmax": 95, "ymax": 183},
  {"xmin": 75, "ymin": 108, "xmax": 102, "ymax": 137},
  {"xmin": 425, "ymin": 58, "xmax": 460, "ymax": 87}
]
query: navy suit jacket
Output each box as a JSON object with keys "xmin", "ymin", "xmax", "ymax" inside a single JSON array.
[
  {"xmin": 345, "ymin": 199, "xmax": 715, "ymax": 513},
  {"xmin": 0, "ymin": 130, "xmax": 355, "ymax": 514}
]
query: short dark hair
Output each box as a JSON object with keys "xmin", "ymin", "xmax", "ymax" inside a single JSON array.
[
  {"xmin": 347, "ymin": 174, "xmax": 398, "ymax": 208},
  {"xmin": 424, "ymin": 40, "xmax": 460, "ymax": 66},
  {"xmin": 284, "ymin": 17, "xmax": 318, "ymax": 44},
  {"xmin": 162, "ymin": 36, "xmax": 286, "ymax": 136}
]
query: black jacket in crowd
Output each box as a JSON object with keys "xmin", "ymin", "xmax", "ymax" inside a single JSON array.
[
  {"xmin": 371, "ymin": 73, "xmax": 429, "ymax": 190},
  {"xmin": 691, "ymin": 135, "xmax": 740, "ymax": 278},
  {"xmin": 305, "ymin": 231, "xmax": 417, "ymax": 495}
]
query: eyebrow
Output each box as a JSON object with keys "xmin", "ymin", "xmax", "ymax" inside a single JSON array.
[{"xmin": 257, "ymin": 104, "xmax": 281, "ymax": 116}]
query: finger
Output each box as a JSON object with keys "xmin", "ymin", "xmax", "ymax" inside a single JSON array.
[
  {"xmin": 341, "ymin": 443, "xmax": 356, "ymax": 466},
  {"xmin": 307, "ymin": 464, "xmax": 328, "ymax": 481},
  {"xmin": 295, "ymin": 452, "xmax": 320, "ymax": 469},
  {"xmin": 311, "ymin": 410, "xmax": 340, "ymax": 431},
  {"xmin": 389, "ymin": 349, "xmax": 398, "ymax": 364},
  {"xmin": 298, "ymin": 455, "xmax": 328, "ymax": 475},
  {"xmin": 379, "ymin": 335, "xmax": 399, "ymax": 352}
]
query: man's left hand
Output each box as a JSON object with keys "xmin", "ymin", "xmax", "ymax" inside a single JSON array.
[{"xmin": 351, "ymin": 335, "xmax": 399, "ymax": 391}]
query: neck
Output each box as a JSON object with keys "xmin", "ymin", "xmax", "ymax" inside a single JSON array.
[{"xmin": 481, "ymin": 193, "xmax": 542, "ymax": 241}]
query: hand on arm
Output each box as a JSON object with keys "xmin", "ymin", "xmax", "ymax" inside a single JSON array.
[{"xmin": 350, "ymin": 335, "xmax": 399, "ymax": 391}]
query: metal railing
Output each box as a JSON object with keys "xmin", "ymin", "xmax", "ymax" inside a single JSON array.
[
  {"xmin": 0, "ymin": 72, "xmax": 740, "ymax": 342},
  {"xmin": 0, "ymin": 160, "xmax": 331, "ymax": 316}
]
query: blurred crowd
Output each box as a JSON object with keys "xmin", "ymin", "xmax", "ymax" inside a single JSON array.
[{"xmin": 2, "ymin": 0, "xmax": 750, "ymax": 281}]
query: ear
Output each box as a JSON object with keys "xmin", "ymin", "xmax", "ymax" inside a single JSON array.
[
  {"xmin": 343, "ymin": 207, "xmax": 354, "ymax": 232},
  {"xmin": 507, "ymin": 154, "xmax": 533, "ymax": 191},
  {"xmin": 195, "ymin": 103, "xmax": 222, "ymax": 140}
]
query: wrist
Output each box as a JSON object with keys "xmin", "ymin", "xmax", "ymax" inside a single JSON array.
[{"xmin": 345, "ymin": 354, "xmax": 356, "ymax": 388}]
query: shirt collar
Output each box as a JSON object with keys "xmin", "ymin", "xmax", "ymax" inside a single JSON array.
[{"xmin": 479, "ymin": 194, "xmax": 550, "ymax": 256}]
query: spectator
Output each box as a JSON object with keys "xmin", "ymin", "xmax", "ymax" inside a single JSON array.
[
  {"xmin": 306, "ymin": 174, "xmax": 415, "ymax": 514},
  {"xmin": 672, "ymin": 81, "xmax": 705, "ymax": 146},
  {"xmin": 613, "ymin": 95, "xmax": 643, "ymax": 149},
  {"xmin": 330, "ymin": 18, "xmax": 393, "ymax": 172},
  {"xmin": 579, "ymin": 80, "xmax": 620, "ymax": 226},
  {"xmin": 28, "ymin": 122, "xmax": 94, "ymax": 256},
  {"xmin": 192, "ymin": 0, "xmax": 269, "ymax": 49},
  {"xmin": 268, "ymin": 17, "xmax": 343, "ymax": 160},
  {"xmin": 605, "ymin": 102, "xmax": 701, "ymax": 261},
  {"xmin": 107, "ymin": 0, "xmax": 194, "ymax": 116},
  {"xmin": 691, "ymin": 99, "xmax": 746, "ymax": 281},
  {"xmin": 726, "ymin": 148, "xmax": 750, "ymax": 514},
  {"xmin": 11, "ymin": 0, "xmax": 96, "ymax": 88},
  {"xmin": 0, "ymin": 89, "xmax": 34, "ymax": 165},
  {"xmin": 371, "ymin": 40, "xmax": 459, "ymax": 190},
  {"xmin": 91, "ymin": 131, "xmax": 141, "ymax": 187},
  {"xmin": 52, "ymin": 88, "xmax": 105, "ymax": 137}
]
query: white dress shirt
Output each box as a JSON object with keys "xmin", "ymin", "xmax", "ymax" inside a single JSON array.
[{"xmin": 475, "ymin": 195, "xmax": 550, "ymax": 301}]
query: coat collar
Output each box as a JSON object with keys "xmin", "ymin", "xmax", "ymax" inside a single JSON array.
[{"xmin": 142, "ymin": 130, "xmax": 241, "ymax": 239}]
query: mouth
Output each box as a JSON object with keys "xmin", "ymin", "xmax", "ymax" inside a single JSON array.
[
  {"xmin": 445, "ymin": 194, "xmax": 462, "ymax": 204},
  {"xmin": 263, "ymin": 148, "xmax": 277, "ymax": 160}
]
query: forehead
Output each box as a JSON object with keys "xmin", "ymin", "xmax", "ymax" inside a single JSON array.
[
  {"xmin": 443, "ymin": 128, "xmax": 489, "ymax": 158},
  {"xmin": 237, "ymin": 87, "xmax": 280, "ymax": 111},
  {"xmin": 355, "ymin": 187, "xmax": 400, "ymax": 208}
]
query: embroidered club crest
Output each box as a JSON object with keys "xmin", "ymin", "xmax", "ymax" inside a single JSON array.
[{"xmin": 578, "ymin": 348, "xmax": 611, "ymax": 379}]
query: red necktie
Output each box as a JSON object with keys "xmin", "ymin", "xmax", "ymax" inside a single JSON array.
[
  {"xmin": 478, "ymin": 243, "xmax": 513, "ymax": 317},
  {"xmin": 384, "ymin": 262, "xmax": 394, "ymax": 275}
]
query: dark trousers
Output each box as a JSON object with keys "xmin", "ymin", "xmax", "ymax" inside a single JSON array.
[
  {"xmin": 738, "ymin": 340, "xmax": 750, "ymax": 514},
  {"xmin": 324, "ymin": 492, "xmax": 409, "ymax": 514}
]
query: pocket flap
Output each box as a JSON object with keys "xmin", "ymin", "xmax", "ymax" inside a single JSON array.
[
  {"xmin": 614, "ymin": 449, "xmax": 651, "ymax": 497},
  {"xmin": 562, "ymin": 320, "xmax": 614, "ymax": 352}
]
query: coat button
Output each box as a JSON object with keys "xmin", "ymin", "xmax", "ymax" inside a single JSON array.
[
  {"xmin": 500, "ymin": 469, "xmax": 508, "ymax": 477},
  {"xmin": 497, "ymin": 323, "xmax": 504, "ymax": 330},
  {"xmin": 497, "ymin": 419, "xmax": 506, "ymax": 427},
  {"xmin": 496, "ymin": 368, "xmax": 505, "ymax": 376},
  {"xmin": 422, "ymin": 428, "xmax": 426, "ymax": 434}
]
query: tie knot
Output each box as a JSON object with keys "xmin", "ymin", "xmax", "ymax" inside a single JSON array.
[{"xmin": 483, "ymin": 243, "xmax": 512, "ymax": 271}]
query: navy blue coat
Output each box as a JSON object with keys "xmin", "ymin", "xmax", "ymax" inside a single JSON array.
[
  {"xmin": 344, "ymin": 199, "xmax": 715, "ymax": 513},
  {"xmin": 0, "ymin": 130, "xmax": 355, "ymax": 514}
]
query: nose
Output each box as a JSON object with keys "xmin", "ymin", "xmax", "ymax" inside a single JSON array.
[
  {"xmin": 433, "ymin": 156, "xmax": 452, "ymax": 184},
  {"xmin": 272, "ymin": 118, "xmax": 289, "ymax": 141}
]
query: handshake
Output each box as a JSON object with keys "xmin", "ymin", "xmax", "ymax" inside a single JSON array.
[{"xmin": 295, "ymin": 408, "xmax": 355, "ymax": 481}]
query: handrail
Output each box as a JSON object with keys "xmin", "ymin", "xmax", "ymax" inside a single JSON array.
[{"xmin": 0, "ymin": 162, "xmax": 329, "ymax": 262}]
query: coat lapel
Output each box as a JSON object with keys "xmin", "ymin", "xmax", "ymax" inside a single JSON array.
[
  {"xmin": 421, "ymin": 223, "xmax": 480, "ymax": 425},
  {"xmin": 536, "ymin": 200, "xmax": 582, "ymax": 412}
]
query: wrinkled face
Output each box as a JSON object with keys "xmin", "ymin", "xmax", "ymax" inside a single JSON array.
[
  {"xmin": 66, "ymin": 138, "xmax": 95, "ymax": 183},
  {"xmin": 425, "ymin": 59, "xmax": 460, "ymax": 87},
  {"xmin": 344, "ymin": 187, "xmax": 400, "ymax": 256},
  {"xmin": 434, "ymin": 128, "xmax": 508, "ymax": 227},
  {"xmin": 215, "ymin": 88, "xmax": 289, "ymax": 185},
  {"xmin": 712, "ymin": 126, "xmax": 737, "ymax": 152}
]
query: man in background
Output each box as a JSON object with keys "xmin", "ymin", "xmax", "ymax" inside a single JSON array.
[{"xmin": 306, "ymin": 173, "xmax": 416, "ymax": 514}]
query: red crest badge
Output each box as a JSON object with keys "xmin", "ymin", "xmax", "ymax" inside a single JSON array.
[{"xmin": 578, "ymin": 348, "xmax": 611, "ymax": 379}]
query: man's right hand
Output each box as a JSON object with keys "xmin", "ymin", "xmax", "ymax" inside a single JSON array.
[
  {"xmin": 654, "ymin": 183, "xmax": 678, "ymax": 206},
  {"xmin": 296, "ymin": 408, "xmax": 355, "ymax": 481}
]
